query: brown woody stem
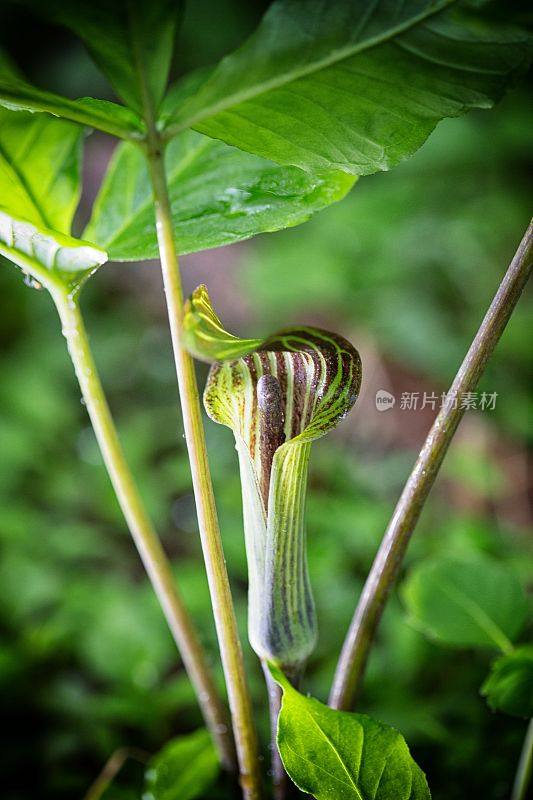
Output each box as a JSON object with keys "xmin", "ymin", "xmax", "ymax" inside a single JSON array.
[{"xmin": 329, "ymin": 221, "xmax": 533, "ymax": 711}]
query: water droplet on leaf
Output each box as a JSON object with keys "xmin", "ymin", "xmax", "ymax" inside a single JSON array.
[{"xmin": 23, "ymin": 273, "xmax": 42, "ymax": 290}]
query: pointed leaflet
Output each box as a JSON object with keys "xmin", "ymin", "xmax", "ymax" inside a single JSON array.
[
  {"xmin": 184, "ymin": 287, "xmax": 361, "ymax": 666},
  {"xmin": 269, "ymin": 664, "xmax": 430, "ymax": 800},
  {"xmin": 25, "ymin": 0, "xmax": 182, "ymax": 116},
  {"xmin": 160, "ymin": 0, "xmax": 531, "ymax": 175},
  {"xmin": 84, "ymin": 130, "xmax": 355, "ymax": 261},
  {"xmin": 0, "ymin": 49, "xmax": 143, "ymax": 140},
  {"xmin": 0, "ymin": 107, "xmax": 107, "ymax": 289}
]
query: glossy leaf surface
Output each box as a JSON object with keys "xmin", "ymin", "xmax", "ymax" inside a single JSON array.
[
  {"xmin": 160, "ymin": 0, "xmax": 531, "ymax": 175},
  {"xmin": 270, "ymin": 663, "xmax": 430, "ymax": 799}
]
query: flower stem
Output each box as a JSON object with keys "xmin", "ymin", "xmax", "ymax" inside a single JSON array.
[
  {"xmin": 52, "ymin": 288, "xmax": 235, "ymax": 771},
  {"xmin": 512, "ymin": 719, "xmax": 533, "ymax": 800},
  {"xmin": 262, "ymin": 661, "xmax": 301, "ymax": 800},
  {"xmin": 329, "ymin": 220, "xmax": 533, "ymax": 711},
  {"xmin": 144, "ymin": 138, "xmax": 263, "ymax": 800}
]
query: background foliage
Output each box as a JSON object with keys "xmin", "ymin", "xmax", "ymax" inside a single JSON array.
[{"xmin": 0, "ymin": 1, "xmax": 531, "ymax": 798}]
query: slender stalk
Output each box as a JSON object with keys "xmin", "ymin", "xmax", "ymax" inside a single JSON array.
[
  {"xmin": 83, "ymin": 747, "xmax": 149, "ymax": 800},
  {"xmin": 512, "ymin": 719, "xmax": 533, "ymax": 800},
  {"xmin": 262, "ymin": 662, "xmax": 301, "ymax": 800},
  {"xmin": 52, "ymin": 289, "xmax": 236, "ymax": 771},
  {"xmin": 264, "ymin": 670, "xmax": 288, "ymax": 800},
  {"xmin": 330, "ymin": 221, "xmax": 533, "ymax": 711},
  {"xmin": 144, "ymin": 137, "xmax": 262, "ymax": 800}
]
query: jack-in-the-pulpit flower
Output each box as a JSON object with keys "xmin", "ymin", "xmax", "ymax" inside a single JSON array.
[{"xmin": 184, "ymin": 286, "xmax": 362, "ymax": 669}]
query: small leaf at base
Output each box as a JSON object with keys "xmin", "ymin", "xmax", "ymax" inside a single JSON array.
[{"xmin": 269, "ymin": 663, "xmax": 430, "ymax": 800}]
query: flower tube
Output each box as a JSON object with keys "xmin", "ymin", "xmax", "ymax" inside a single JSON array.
[{"xmin": 184, "ymin": 285, "xmax": 362, "ymax": 670}]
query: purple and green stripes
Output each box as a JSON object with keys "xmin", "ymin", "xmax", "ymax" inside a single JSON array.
[{"xmin": 184, "ymin": 285, "xmax": 361, "ymax": 667}]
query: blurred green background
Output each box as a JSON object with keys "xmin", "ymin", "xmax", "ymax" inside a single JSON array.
[{"xmin": 0, "ymin": 2, "xmax": 531, "ymax": 799}]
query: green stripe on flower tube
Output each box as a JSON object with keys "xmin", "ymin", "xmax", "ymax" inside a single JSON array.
[{"xmin": 184, "ymin": 286, "xmax": 362, "ymax": 668}]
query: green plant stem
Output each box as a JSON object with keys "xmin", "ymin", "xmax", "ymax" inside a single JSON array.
[
  {"xmin": 329, "ymin": 220, "xmax": 533, "ymax": 711},
  {"xmin": 52, "ymin": 288, "xmax": 235, "ymax": 772},
  {"xmin": 144, "ymin": 138, "xmax": 263, "ymax": 800},
  {"xmin": 264, "ymin": 670, "xmax": 288, "ymax": 800},
  {"xmin": 262, "ymin": 662, "xmax": 301, "ymax": 800},
  {"xmin": 512, "ymin": 719, "xmax": 533, "ymax": 800}
]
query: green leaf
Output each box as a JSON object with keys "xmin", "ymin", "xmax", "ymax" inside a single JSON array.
[
  {"xmin": 0, "ymin": 107, "xmax": 82, "ymax": 234},
  {"xmin": 0, "ymin": 107, "xmax": 107, "ymax": 289},
  {"xmin": 481, "ymin": 646, "xmax": 533, "ymax": 718},
  {"xmin": 184, "ymin": 287, "xmax": 361, "ymax": 666},
  {"xmin": 84, "ymin": 130, "xmax": 355, "ymax": 260},
  {"xmin": 402, "ymin": 555, "xmax": 527, "ymax": 652},
  {"xmin": 143, "ymin": 729, "xmax": 219, "ymax": 800},
  {"xmin": 0, "ymin": 50, "xmax": 143, "ymax": 139},
  {"xmin": 34, "ymin": 0, "xmax": 182, "ymax": 116},
  {"xmin": 160, "ymin": 0, "xmax": 531, "ymax": 175},
  {"xmin": 269, "ymin": 663, "xmax": 430, "ymax": 800},
  {"xmin": 0, "ymin": 211, "xmax": 107, "ymax": 292}
]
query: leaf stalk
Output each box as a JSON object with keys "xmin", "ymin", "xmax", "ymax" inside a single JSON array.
[
  {"xmin": 52, "ymin": 288, "xmax": 235, "ymax": 771},
  {"xmin": 262, "ymin": 661, "xmax": 302, "ymax": 800},
  {"xmin": 144, "ymin": 135, "xmax": 263, "ymax": 800},
  {"xmin": 329, "ymin": 220, "xmax": 533, "ymax": 710}
]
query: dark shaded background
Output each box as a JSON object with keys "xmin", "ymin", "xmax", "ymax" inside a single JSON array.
[{"xmin": 0, "ymin": 2, "xmax": 531, "ymax": 798}]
